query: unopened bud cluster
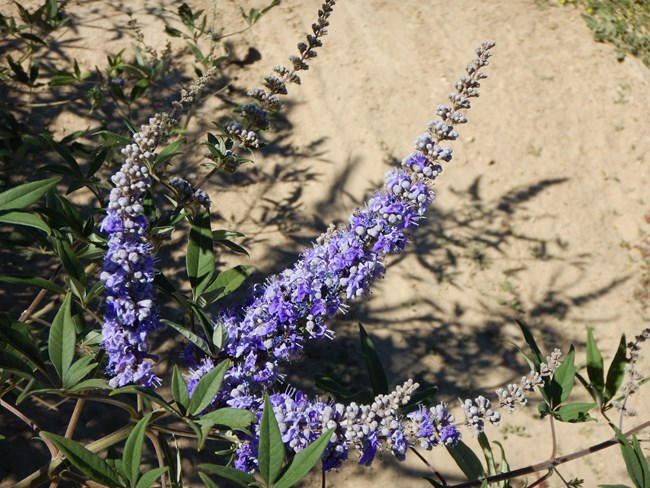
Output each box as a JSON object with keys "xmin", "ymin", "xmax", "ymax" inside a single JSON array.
[
  {"xmin": 224, "ymin": 0, "xmax": 336, "ymax": 152},
  {"xmin": 169, "ymin": 177, "xmax": 211, "ymax": 209}
]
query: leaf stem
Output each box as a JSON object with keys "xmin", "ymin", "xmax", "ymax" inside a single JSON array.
[{"xmin": 0, "ymin": 397, "xmax": 58, "ymax": 459}]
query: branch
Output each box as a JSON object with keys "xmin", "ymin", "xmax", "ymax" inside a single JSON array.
[{"xmin": 448, "ymin": 419, "xmax": 650, "ymax": 487}]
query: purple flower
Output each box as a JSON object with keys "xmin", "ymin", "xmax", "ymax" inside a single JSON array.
[{"xmin": 100, "ymin": 116, "xmax": 171, "ymax": 387}]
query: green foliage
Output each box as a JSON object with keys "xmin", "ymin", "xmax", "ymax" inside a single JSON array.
[{"xmin": 559, "ymin": 0, "xmax": 650, "ymax": 68}]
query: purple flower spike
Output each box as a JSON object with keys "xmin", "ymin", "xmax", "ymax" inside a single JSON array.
[{"xmin": 100, "ymin": 115, "xmax": 172, "ymax": 387}]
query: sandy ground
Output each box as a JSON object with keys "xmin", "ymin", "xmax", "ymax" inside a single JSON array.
[{"xmin": 1, "ymin": 0, "xmax": 650, "ymax": 486}]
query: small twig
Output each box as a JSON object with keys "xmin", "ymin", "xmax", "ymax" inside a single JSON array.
[
  {"xmin": 59, "ymin": 469, "xmax": 107, "ymax": 487},
  {"xmin": 549, "ymin": 415, "xmax": 557, "ymax": 460},
  {"xmin": 527, "ymin": 469, "xmax": 553, "ymax": 488},
  {"xmin": 448, "ymin": 419, "xmax": 650, "ymax": 487},
  {"xmin": 409, "ymin": 445, "xmax": 447, "ymax": 485},
  {"xmin": 0, "ymin": 397, "xmax": 58, "ymax": 459}
]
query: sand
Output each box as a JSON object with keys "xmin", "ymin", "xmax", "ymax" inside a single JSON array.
[{"xmin": 1, "ymin": 0, "xmax": 649, "ymax": 486}]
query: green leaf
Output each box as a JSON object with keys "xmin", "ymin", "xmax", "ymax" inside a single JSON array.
[
  {"xmin": 0, "ymin": 211, "xmax": 51, "ymax": 233},
  {"xmin": 0, "ymin": 275, "xmax": 65, "ymax": 294},
  {"xmin": 586, "ymin": 328, "xmax": 605, "ymax": 392},
  {"xmin": 171, "ymin": 365, "xmax": 189, "ymax": 414},
  {"xmin": 187, "ymin": 211, "xmax": 214, "ymax": 299},
  {"xmin": 201, "ymin": 264, "xmax": 255, "ymax": 304},
  {"xmin": 187, "ymin": 359, "xmax": 230, "ymax": 416},
  {"xmin": 163, "ymin": 319, "xmax": 214, "ymax": 357},
  {"xmin": 446, "ymin": 440, "xmax": 485, "ymax": 480},
  {"xmin": 553, "ymin": 402, "xmax": 596, "ymax": 423},
  {"xmin": 130, "ymin": 78, "xmax": 150, "ymax": 101},
  {"xmin": 612, "ymin": 426, "xmax": 649, "ymax": 488},
  {"xmin": 199, "ymin": 464, "xmax": 256, "ymax": 487},
  {"xmin": 110, "ymin": 386, "xmax": 177, "ymax": 415},
  {"xmin": 198, "ymin": 408, "xmax": 256, "ymax": 431},
  {"xmin": 39, "ymin": 134, "xmax": 83, "ymax": 179},
  {"xmin": 154, "ymin": 138, "xmax": 184, "ymax": 168},
  {"xmin": 0, "ymin": 322, "xmax": 46, "ymax": 373},
  {"xmin": 41, "ymin": 431, "xmax": 123, "ymax": 486},
  {"xmin": 49, "ymin": 293, "xmax": 76, "ymax": 381},
  {"xmin": 54, "ymin": 236, "xmax": 86, "ymax": 283},
  {"xmin": 123, "ymin": 413, "xmax": 153, "ymax": 485},
  {"xmin": 258, "ymin": 395, "xmax": 285, "ymax": 486},
  {"xmin": 63, "ymin": 355, "xmax": 97, "ymax": 389},
  {"xmin": 605, "ymin": 334, "xmax": 627, "ymax": 402},
  {"xmin": 358, "ymin": 323, "xmax": 388, "ymax": 395},
  {"xmin": 515, "ymin": 319, "xmax": 544, "ymax": 366},
  {"xmin": 68, "ymin": 378, "xmax": 110, "ymax": 392},
  {"xmin": 164, "ymin": 25, "xmax": 183, "ymax": 37},
  {"xmin": 274, "ymin": 428, "xmax": 334, "ymax": 488},
  {"xmin": 135, "ymin": 467, "xmax": 168, "ymax": 488},
  {"xmin": 555, "ymin": 346, "xmax": 576, "ymax": 403},
  {"xmin": 0, "ymin": 348, "xmax": 35, "ymax": 378}
]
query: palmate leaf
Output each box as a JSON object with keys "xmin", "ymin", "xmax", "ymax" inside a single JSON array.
[
  {"xmin": 0, "ymin": 176, "xmax": 60, "ymax": 211},
  {"xmin": 41, "ymin": 431, "xmax": 124, "ymax": 487},
  {"xmin": 259, "ymin": 395, "xmax": 285, "ymax": 486}
]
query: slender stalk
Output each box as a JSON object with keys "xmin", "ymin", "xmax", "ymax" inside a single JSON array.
[
  {"xmin": 527, "ymin": 469, "xmax": 553, "ymax": 488},
  {"xmin": 409, "ymin": 446, "xmax": 447, "ymax": 485},
  {"xmin": 146, "ymin": 431, "xmax": 167, "ymax": 488},
  {"xmin": 0, "ymin": 398, "xmax": 58, "ymax": 459},
  {"xmin": 448, "ymin": 419, "xmax": 650, "ymax": 487},
  {"xmin": 64, "ymin": 398, "xmax": 86, "ymax": 439},
  {"xmin": 549, "ymin": 415, "xmax": 557, "ymax": 460}
]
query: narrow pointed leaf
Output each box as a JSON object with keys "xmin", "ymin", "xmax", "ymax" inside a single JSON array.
[
  {"xmin": 0, "ymin": 349, "xmax": 35, "ymax": 378},
  {"xmin": 199, "ymin": 464, "xmax": 256, "ymax": 487},
  {"xmin": 554, "ymin": 346, "xmax": 576, "ymax": 403},
  {"xmin": 63, "ymin": 355, "xmax": 97, "ymax": 389},
  {"xmin": 201, "ymin": 264, "xmax": 255, "ymax": 303},
  {"xmin": 54, "ymin": 237, "xmax": 86, "ymax": 283},
  {"xmin": 605, "ymin": 335, "xmax": 627, "ymax": 402},
  {"xmin": 446, "ymin": 440, "xmax": 485, "ymax": 480},
  {"xmin": 0, "ymin": 275, "xmax": 65, "ymax": 294},
  {"xmin": 515, "ymin": 319, "xmax": 544, "ymax": 366},
  {"xmin": 198, "ymin": 408, "xmax": 256, "ymax": 431},
  {"xmin": 259, "ymin": 395, "xmax": 285, "ymax": 485},
  {"xmin": 274, "ymin": 428, "xmax": 334, "ymax": 488},
  {"xmin": 135, "ymin": 467, "xmax": 168, "ymax": 488},
  {"xmin": 0, "ymin": 323, "xmax": 45, "ymax": 372},
  {"xmin": 163, "ymin": 320, "xmax": 213, "ymax": 357},
  {"xmin": 171, "ymin": 365, "xmax": 189, "ymax": 413},
  {"xmin": 187, "ymin": 211, "xmax": 214, "ymax": 298},
  {"xmin": 41, "ymin": 431, "xmax": 123, "ymax": 486},
  {"xmin": 0, "ymin": 211, "xmax": 51, "ymax": 233},
  {"xmin": 358, "ymin": 323, "xmax": 388, "ymax": 395},
  {"xmin": 586, "ymin": 328, "xmax": 605, "ymax": 392},
  {"xmin": 0, "ymin": 177, "xmax": 60, "ymax": 211},
  {"xmin": 187, "ymin": 359, "xmax": 230, "ymax": 416},
  {"xmin": 123, "ymin": 413, "xmax": 153, "ymax": 485},
  {"xmin": 49, "ymin": 293, "xmax": 76, "ymax": 381}
]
